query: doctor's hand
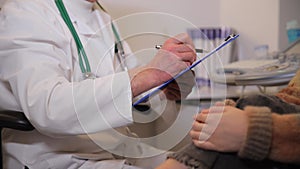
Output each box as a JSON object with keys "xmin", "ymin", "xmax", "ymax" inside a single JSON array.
[
  {"xmin": 129, "ymin": 33, "xmax": 196, "ymax": 97},
  {"xmin": 190, "ymin": 106, "xmax": 249, "ymax": 152},
  {"xmin": 162, "ymin": 70, "xmax": 195, "ymax": 100},
  {"xmin": 148, "ymin": 33, "xmax": 196, "ymax": 81}
]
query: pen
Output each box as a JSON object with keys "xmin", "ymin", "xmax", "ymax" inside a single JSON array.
[{"xmin": 155, "ymin": 45, "xmax": 208, "ymax": 53}]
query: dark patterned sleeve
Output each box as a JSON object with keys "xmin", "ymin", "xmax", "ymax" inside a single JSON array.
[{"xmin": 167, "ymin": 143, "xmax": 219, "ymax": 169}]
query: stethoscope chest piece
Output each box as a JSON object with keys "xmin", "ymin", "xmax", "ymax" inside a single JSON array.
[{"xmin": 83, "ymin": 72, "xmax": 96, "ymax": 79}]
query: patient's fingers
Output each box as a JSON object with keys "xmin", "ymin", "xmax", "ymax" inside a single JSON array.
[
  {"xmin": 214, "ymin": 101, "xmax": 225, "ymax": 106},
  {"xmin": 194, "ymin": 112, "xmax": 208, "ymax": 122},
  {"xmin": 190, "ymin": 130, "xmax": 201, "ymax": 140},
  {"xmin": 191, "ymin": 120, "xmax": 203, "ymax": 131}
]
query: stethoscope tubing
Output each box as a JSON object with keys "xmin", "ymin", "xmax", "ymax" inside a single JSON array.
[
  {"xmin": 55, "ymin": 0, "xmax": 91, "ymax": 75},
  {"xmin": 55, "ymin": 0, "xmax": 126, "ymax": 78}
]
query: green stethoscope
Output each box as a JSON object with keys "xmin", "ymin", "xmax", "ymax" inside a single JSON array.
[{"xmin": 55, "ymin": 0, "xmax": 127, "ymax": 79}]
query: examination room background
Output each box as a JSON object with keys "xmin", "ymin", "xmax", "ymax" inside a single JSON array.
[{"xmin": 101, "ymin": 0, "xmax": 300, "ymax": 62}]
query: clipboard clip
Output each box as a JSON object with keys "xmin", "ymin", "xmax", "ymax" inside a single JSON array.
[{"xmin": 225, "ymin": 34, "xmax": 237, "ymax": 41}]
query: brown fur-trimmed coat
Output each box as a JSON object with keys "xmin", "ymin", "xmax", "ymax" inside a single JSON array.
[{"xmin": 270, "ymin": 69, "xmax": 300, "ymax": 163}]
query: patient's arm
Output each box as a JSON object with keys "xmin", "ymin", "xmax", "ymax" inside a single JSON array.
[{"xmin": 268, "ymin": 113, "xmax": 300, "ymax": 164}]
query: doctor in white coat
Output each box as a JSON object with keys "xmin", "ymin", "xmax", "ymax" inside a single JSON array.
[{"xmin": 0, "ymin": 0, "xmax": 196, "ymax": 168}]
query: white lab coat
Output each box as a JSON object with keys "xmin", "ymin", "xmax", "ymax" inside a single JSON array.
[{"xmin": 0, "ymin": 0, "xmax": 173, "ymax": 168}]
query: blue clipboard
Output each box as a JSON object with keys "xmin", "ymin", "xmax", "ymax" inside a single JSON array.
[{"xmin": 133, "ymin": 34, "xmax": 239, "ymax": 107}]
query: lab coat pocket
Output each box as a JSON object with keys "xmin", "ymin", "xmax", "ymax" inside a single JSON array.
[
  {"xmin": 72, "ymin": 152, "xmax": 115, "ymax": 161},
  {"xmin": 72, "ymin": 153, "xmax": 126, "ymax": 169},
  {"xmin": 75, "ymin": 21, "xmax": 97, "ymax": 37},
  {"xmin": 111, "ymin": 127, "xmax": 144, "ymax": 158}
]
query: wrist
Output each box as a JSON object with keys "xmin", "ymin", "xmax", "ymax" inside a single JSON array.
[
  {"xmin": 129, "ymin": 66, "xmax": 167, "ymax": 97},
  {"xmin": 238, "ymin": 106, "xmax": 273, "ymax": 161}
]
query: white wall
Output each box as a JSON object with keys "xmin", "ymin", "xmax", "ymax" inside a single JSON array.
[
  {"xmin": 100, "ymin": 0, "xmax": 300, "ymax": 61},
  {"xmin": 101, "ymin": 0, "xmax": 220, "ymax": 27},
  {"xmin": 220, "ymin": 0, "xmax": 280, "ymax": 59},
  {"xmin": 101, "ymin": 0, "xmax": 220, "ymax": 58}
]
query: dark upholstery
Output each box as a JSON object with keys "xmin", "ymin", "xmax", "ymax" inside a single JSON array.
[{"xmin": 0, "ymin": 110, "xmax": 34, "ymax": 169}]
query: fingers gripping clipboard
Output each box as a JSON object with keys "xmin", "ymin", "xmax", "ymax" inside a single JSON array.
[{"xmin": 133, "ymin": 34, "xmax": 239, "ymax": 107}]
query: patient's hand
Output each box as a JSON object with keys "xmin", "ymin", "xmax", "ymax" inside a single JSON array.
[{"xmin": 190, "ymin": 106, "xmax": 248, "ymax": 152}]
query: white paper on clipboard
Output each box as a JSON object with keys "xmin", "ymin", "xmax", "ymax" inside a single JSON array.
[{"xmin": 133, "ymin": 34, "xmax": 240, "ymax": 107}]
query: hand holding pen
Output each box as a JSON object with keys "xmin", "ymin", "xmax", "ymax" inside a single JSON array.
[
  {"xmin": 148, "ymin": 33, "xmax": 197, "ymax": 100},
  {"xmin": 128, "ymin": 33, "xmax": 197, "ymax": 97},
  {"xmin": 147, "ymin": 33, "xmax": 197, "ymax": 79}
]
